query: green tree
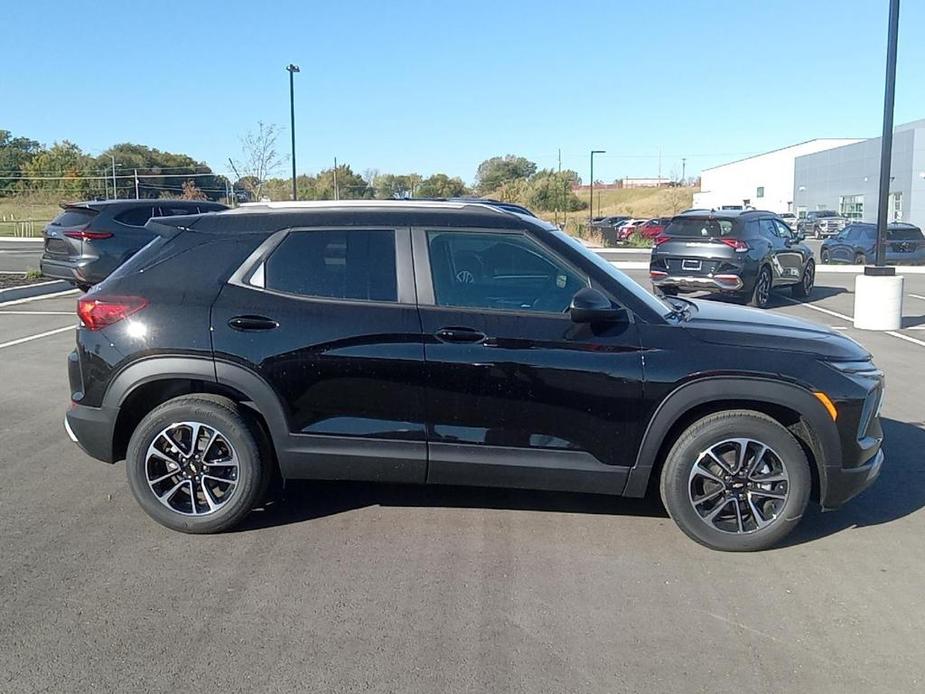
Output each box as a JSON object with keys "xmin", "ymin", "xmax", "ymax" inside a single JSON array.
[
  {"xmin": 415, "ymin": 173, "xmax": 470, "ymax": 198},
  {"xmin": 373, "ymin": 173, "xmax": 422, "ymax": 199},
  {"xmin": 475, "ymin": 155, "xmax": 537, "ymax": 195},
  {"xmin": 526, "ymin": 169, "xmax": 585, "ymax": 212},
  {"xmin": 0, "ymin": 130, "xmax": 42, "ymax": 194},
  {"xmin": 98, "ymin": 143, "xmax": 222, "ymax": 200},
  {"xmin": 21, "ymin": 141, "xmax": 94, "ymax": 199}
]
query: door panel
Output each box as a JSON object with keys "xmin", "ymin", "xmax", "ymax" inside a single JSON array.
[
  {"xmin": 211, "ymin": 227, "xmax": 427, "ymax": 482},
  {"xmin": 414, "ymin": 228, "xmax": 645, "ymax": 494}
]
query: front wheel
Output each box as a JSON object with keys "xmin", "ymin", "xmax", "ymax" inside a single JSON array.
[
  {"xmin": 659, "ymin": 410, "xmax": 811, "ymax": 551},
  {"xmin": 854, "ymin": 252, "xmax": 867, "ymax": 265},
  {"xmin": 791, "ymin": 259, "xmax": 815, "ymax": 298},
  {"xmin": 125, "ymin": 395, "xmax": 269, "ymax": 533}
]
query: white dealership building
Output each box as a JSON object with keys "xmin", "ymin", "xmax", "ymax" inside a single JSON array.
[{"xmin": 693, "ymin": 138, "xmax": 861, "ymax": 214}]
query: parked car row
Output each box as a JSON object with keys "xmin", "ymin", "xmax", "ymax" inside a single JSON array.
[
  {"xmin": 798, "ymin": 210, "xmax": 848, "ymax": 239},
  {"xmin": 820, "ymin": 222, "xmax": 925, "ymax": 265},
  {"xmin": 590, "ymin": 215, "xmax": 672, "ymax": 245}
]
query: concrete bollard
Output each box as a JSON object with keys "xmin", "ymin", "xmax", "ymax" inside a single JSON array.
[{"xmin": 854, "ymin": 271, "xmax": 904, "ymax": 330}]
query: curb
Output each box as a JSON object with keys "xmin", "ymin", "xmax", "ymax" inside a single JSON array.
[{"xmin": 0, "ymin": 280, "xmax": 74, "ymax": 304}]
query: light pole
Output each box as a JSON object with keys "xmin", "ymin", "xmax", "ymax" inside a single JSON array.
[
  {"xmin": 110, "ymin": 155, "xmax": 117, "ymax": 199},
  {"xmin": 589, "ymin": 150, "xmax": 605, "ymax": 224},
  {"xmin": 873, "ymin": 0, "xmax": 900, "ymax": 269},
  {"xmin": 286, "ymin": 64, "xmax": 300, "ymax": 201}
]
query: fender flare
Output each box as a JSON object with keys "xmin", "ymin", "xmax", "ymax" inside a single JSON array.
[
  {"xmin": 103, "ymin": 356, "xmax": 291, "ymax": 443},
  {"xmin": 622, "ymin": 376, "xmax": 841, "ymax": 499}
]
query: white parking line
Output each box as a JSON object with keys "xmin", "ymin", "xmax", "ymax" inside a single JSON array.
[
  {"xmin": 0, "ymin": 310, "xmax": 74, "ymax": 315},
  {"xmin": 909, "ymin": 293, "xmax": 925, "ymax": 302},
  {"xmin": 780, "ymin": 295, "xmax": 853, "ymax": 322},
  {"xmin": 885, "ymin": 331, "xmax": 925, "ymax": 348},
  {"xmin": 0, "ymin": 288, "xmax": 78, "ymax": 308},
  {"xmin": 0, "ymin": 325, "xmax": 74, "ymax": 350}
]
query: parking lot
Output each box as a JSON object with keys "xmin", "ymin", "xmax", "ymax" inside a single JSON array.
[{"xmin": 1, "ymin": 266, "xmax": 924, "ymax": 692}]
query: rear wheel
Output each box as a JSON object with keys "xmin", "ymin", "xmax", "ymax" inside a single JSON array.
[
  {"xmin": 750, "ymin": 266, "xmax": 772, "ymax": 308},
  {"xmin": 125, "ymin": 395, "xmax": 268, "ymax": 533},
  {"xmin": 659, "ymin": 410, "xmax": 811, "ymax": 551},
  {"xmin": 791, "ymin": 259, "xmax": 814, "ymax": 298},
  {"xmin": 820, "ymin": 249, "xmax": 831, "ymax": 264},
  {"xmin": 854, "ymin": 252, "xmax": 866, "ymax": 265}
]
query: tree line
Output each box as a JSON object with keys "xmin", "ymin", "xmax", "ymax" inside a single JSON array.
[{"xmin": 1, "ymin": 126, "xmax": 586, "ymax": 213}]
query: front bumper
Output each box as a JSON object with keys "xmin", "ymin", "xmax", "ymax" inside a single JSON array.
[
  {"xmin": 65, "ymin": 402, "xmax": 118, "ymax": 463},
  {"xmin": 822, "ymin": 448, "xmax": 883, "ymax": 509}
]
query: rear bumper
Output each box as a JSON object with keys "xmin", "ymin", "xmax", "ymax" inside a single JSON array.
[
  {"xmin": 65, "ymin": 402, "xmax": 118, "ymax": 463},
  {"xmin": 652, "ymin": 273, "xmax": 744, "ymax": 291},
  {"xmin": 822, "ymin": 448, "xmax": 883, "ymax": 509},
  {"xmin": 40, "ymin": 256, "xmax": 93, "ymax": 284}
]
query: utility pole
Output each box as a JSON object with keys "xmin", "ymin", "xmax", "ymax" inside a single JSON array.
[
  {"xmin": 589, "ymin": 150, "xmax": 605, "ymax": 224},
  {"xmin": 333, "ymin": 157, "xmax": 339, "ymax": 200},
  {"xmin": 681, "ymin": 157, "xmax": 687, "ymax": 185},
  {"xmin": 556, "ymin": 148, "xmax": 562, "ymax": 226},
  {"xmin": 286, "ymin": 64, "xmax": 300, "ymax": 201},
  {"xmin": 134, "ymin": 169, "xmax": 139, "ymax": 199},
  {"xmin": 110, "ymin": 155, "xmax": 117, "ymax": 199},
  {"xmin": 658, "ymin": 147, "xmax": 662, "ymax": 186}
]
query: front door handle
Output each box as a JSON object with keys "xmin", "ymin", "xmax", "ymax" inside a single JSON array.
[
  {"xmin": 435, "ymin": 327, "xmax": 486, "ymax": 343},
  {"xmin": 228, "ymin": 315, "xmax": 279, "ymax": 331}
]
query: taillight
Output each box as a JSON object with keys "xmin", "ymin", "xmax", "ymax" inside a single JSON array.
[
  {"xmin": 64, "ymin": 227, "xmax": 113, "ymax": 240},
  {"xmin": 654, "ymin": 235, "xmax": 670, "ymax": 246},
  {"xmin": 720, "ymin": 238, "xmax": 749, "ymax": 252},
  {"xmin": 77, "ymin": 295, "xmax": 148, "ymax": 331}
]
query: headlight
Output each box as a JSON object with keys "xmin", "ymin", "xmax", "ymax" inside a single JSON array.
[{"xmin": 826, "ymin": 359, "xmax": 880, "ymax": 375}]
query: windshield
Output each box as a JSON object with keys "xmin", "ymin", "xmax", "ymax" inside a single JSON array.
[
  {"xmin": 664, "ymin": 217, "xmax": 736, "ymax": 238},
  {"xmin": 552, "ymin": 230, "xmax": 673, "ymax": 316}
]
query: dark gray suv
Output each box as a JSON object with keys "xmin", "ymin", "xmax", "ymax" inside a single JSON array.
[{"xmin": 40, "ymin": 199, "xmax": 227, "ymax": 289}]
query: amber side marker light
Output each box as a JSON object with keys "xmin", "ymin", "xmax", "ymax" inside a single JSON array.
[{"xmin": 813, "ymin": 392, "xmax": 838, "ymax": 421}]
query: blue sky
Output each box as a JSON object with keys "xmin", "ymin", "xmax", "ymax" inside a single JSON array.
[{"xmin": 3, "ymin": 0, "xmax": 924, "ymax": 184}]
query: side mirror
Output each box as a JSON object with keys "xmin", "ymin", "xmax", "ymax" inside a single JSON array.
[{"xmin": 569, "ymin": 287, "xmax": 623, "ymax": 324}]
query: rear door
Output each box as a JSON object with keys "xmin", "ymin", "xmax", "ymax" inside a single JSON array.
[{"xmin": 210, "ymin": 226, "xmax": 428, "ymax": 483}]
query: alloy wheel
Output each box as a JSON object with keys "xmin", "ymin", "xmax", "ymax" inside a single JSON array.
[
  {"xmin": 145, "ymin": 421, "xmax": 239, "ymax": 516},
  {"xmin": 688, "ymin": 437, "xmax": 790, "ymax": 534},
  {"xmin": 802, "ymin": 261, "xmax": 815, "ymax": 294},
  {"xmin": 755, "ymin": 270, "xmax": 771, "ymax": 306}
]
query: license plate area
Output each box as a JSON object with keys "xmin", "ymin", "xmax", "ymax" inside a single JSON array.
[{"xmin": 681, "ymin": 259, "xmax": 702, "ymax": 271}]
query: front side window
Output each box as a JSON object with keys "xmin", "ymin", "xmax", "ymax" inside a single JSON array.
[
  {"xmin": 426, "ymin": 231, "xmax": 587, "ymax": 313},
  {"xmin": 264, "ymin": 229, "xmax": 397, "ymax": 302},
  {"xmin": 759, "ymin": 219, "xmax": 780, "ymax": 240}
]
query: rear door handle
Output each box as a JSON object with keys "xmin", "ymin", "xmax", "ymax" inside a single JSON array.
[
  {"xmin": 435, "ymin": 327, "xmax": 486, "ymax": 343},
  {"xmin": 228, "ymin": 315, "xmax": 279, "ymax": 331}
]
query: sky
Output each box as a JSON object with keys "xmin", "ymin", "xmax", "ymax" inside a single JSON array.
[{"xmin": 3, "ymin": 0, "xmax": 924, "ymax": 185}]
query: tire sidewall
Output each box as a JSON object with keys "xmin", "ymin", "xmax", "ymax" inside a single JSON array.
[
  {"xmin": 125, "ymin": 398, "xmax": 264, "ymax": 533},
  {"xmin": 660, "ymin": 413, "xmax": 811, "ymax": 551}
]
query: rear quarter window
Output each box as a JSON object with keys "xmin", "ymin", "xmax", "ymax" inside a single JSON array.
[
  {"xmin": 888, "ymin": 227, "xmax": 924, "ymax": 241},
  {"xmin": 115, "ymin": 206, "xmax": 157, "ymax": 227}
]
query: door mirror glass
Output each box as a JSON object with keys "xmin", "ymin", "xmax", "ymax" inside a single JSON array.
[{"xmin": 569, "ymin": 287, "xmax": 623, "ymax": 323}]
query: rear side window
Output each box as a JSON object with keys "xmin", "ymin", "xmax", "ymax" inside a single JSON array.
[
  {"xmin": 664, "ymin": 218, "xmax": 736, "ymax": 238},
  {"xmin": 264, "ymin": 230, "xmax": 397, "ymax": 302},
  {"xmin": 50, "ymin": 207, "xmax": 98, "ymax": 227},
  {"xmin": 158, "ymin": 205, "xmax": 198, "ymax": 217},
  {"xmin": 888, "ymin": 226, "xmax": 923, "ymax": 241},
  {"xmin": 115, "ymin": 206, "xmax": 157, "ymax": 227}
]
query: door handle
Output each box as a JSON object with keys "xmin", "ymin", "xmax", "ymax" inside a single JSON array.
[
  {"xmin": 435, "ymin": 327, "xmax": 486, "ymax": 343},
  {"xmin": 228, "ymin": 315, "xmax": 279, "ymax": 331}
]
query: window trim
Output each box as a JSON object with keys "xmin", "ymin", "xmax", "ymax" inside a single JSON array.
[
  {"xmin": 228, "ymin": 226, "xmax": 415, "ymax": 306},
  {"xmin": 410, "ymin": 225, "xmax": 594, "ymax": 318}
]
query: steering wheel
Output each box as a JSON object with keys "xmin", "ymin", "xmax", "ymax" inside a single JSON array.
[{"xmin": 530, "ymin": 274, "xmax": 571, "ymax": 313}]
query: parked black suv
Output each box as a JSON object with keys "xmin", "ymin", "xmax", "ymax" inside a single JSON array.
[
  {"xmin": 64, "ymin": 201, "xmax": 883, "ymax": 551},
  {"xmin": 40, "ymin": 199, "xmax": 227, "ymax": 289},
  {"xmin": 649, "ymin": 210, "xmax": 815, "ymax": 307}
]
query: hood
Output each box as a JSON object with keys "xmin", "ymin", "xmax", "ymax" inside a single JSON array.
[{"xmin": 681, "ymin": 299, "xmax": 871, "ymax": 361}]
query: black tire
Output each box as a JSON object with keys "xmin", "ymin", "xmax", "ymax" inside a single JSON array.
[
  {"xmin": 820, "ymin": 249, "xmax": 830, "ymax": 264},
  {"xmin": 813, "ymin": 226, "xmax": 821, "ymax": 240},
  {"xmin": 75, "ymin": 282, "xmax": 92, "ymax": 293},
  {"xmin": 659, "ymin": 410, "xmax": 811, "ymax": 551},
  {"xmin": 791, "ymin": 259, "xmax": 815, "ymax": 298},
  {"xmin": 750, "ymin": 265, "xmax": 772, "ymax": 308},
  {"xmin": 854, "ymin": 252, "xmax": 866, "ymax": 265},
  {"xmin": 125, "ymin": 395, "xmax": 268, "ymax": 533}
]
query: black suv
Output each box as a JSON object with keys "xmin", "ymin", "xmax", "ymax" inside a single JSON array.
[
  {"xmin": 40, "ymin": 199, "xmax": 227, "ymax": 289},
  {"xmin": 649, "ymin": 210, "xmax": 815, "ymax": 307},
  {"xmin": 64, "ymin": 201, "xmax": 883, "ymax": 551}
]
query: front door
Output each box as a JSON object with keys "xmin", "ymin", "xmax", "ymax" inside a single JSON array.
[
  {"xmin": 211, "ymin": 226, "xmax": 428, "ymax": 483},
  {"xmin": 761, "ymin": 218, "xmax": 803, "ymax": 284},
  {"xmin": 413, "ymin": 227, "xmax": 645, "ymax": 495}
]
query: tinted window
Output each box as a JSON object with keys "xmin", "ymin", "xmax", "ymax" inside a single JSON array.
[
  {"xmin": 50, "ymin": 207, "xmax": 98, "ymax": 227},
  {"xmin": 665, "ymin": 218, "xmax": 736, "ymax": 238},
  {"xmin": 772, "ymin": 219, "xmax": 794, "ymax": 239},
  {"xmin": 888, "ymin": 226, "xmax": 923, "ymax": 241},
  {"xmin": 158, "ymin": 205, "xmax": 198, "ymax": 217},
  {"xmin": 427, "ymin": 231, "xmax": 587, "ymax": 313},
  {"xmin": 115, "ymin": 206, "xmax": 157, "ymax": 227},
  {"xmin": 759, "ymin": 219, "xmax": 779, "ymax": 240},
  {"xmin": 264, "ymin": 230, "xmax": 397, "ymax": 302}
]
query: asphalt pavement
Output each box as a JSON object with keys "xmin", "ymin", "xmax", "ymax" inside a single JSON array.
[
  {"xmin": 1, "ymin": 272, "xmax": 924, "ymax": 693},
  {"xmin": 0, "ymin": 238, "xmax": 43, "ymax": 274}
]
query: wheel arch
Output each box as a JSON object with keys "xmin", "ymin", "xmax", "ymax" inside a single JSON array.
[
  {"xmin": 623, "ymin": 377, "xmax": 842, "ymax": 503},
  {"xmin": 105, "ymin": 357, "xmax": 289, "ymax": 463}
]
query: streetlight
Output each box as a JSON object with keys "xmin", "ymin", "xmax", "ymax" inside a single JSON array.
[
  {"xmin": 589, "ymin": 150, "xmax": 605, "ymax": 224},
  {"xmin": 286, "ymin": 64, "xmax": 300, "ymax": 201}
]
